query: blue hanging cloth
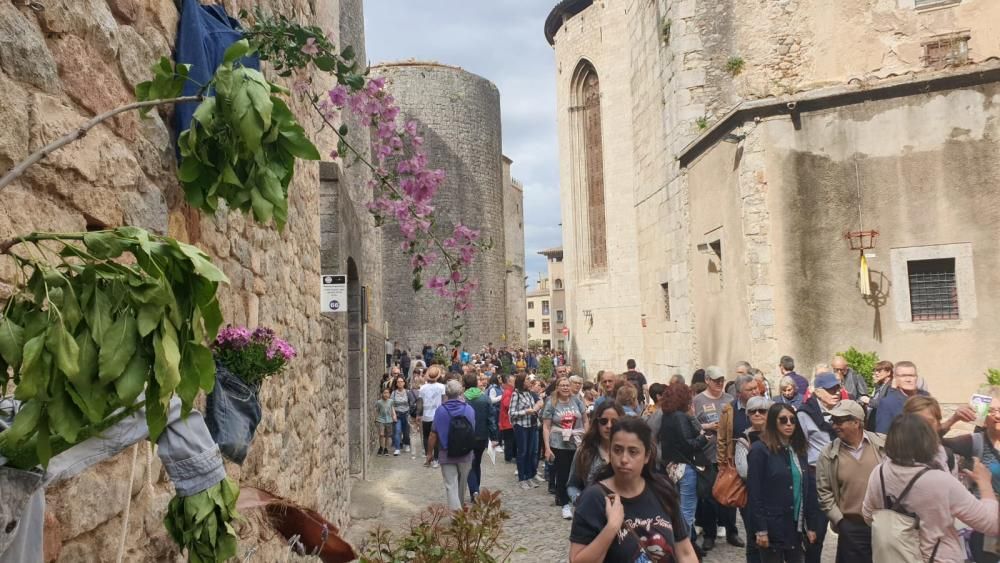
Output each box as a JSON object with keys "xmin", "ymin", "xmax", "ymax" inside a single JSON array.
[{"xmin": 174, "ymin": 0, "xmax": 259, "ymax": 145}]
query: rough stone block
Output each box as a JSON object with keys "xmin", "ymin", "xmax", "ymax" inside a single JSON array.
[
  {"xmin": 0, "ymin": 3, "xmax": 61, "ymax": 92},
  {"xmin": 0, "ymin": 74, "xmax": 30, "ymax": 173},
  {"xmin": 39, "ymin": 0, "xmax": 119, "ymax": 58}
]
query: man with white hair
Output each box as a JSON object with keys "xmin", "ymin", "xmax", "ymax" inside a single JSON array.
[
  {"xmin": 426, "ymin": 379, "xmax": 476, "ymax": 510},
  {"xmin": 692, "ymin": 366, "xmax": 740, "ymax": 551}
]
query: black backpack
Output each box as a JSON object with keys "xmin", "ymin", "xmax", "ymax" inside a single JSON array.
[{"xmin": 447, "ymin": 413, "xmax": 476, "ymax": 456}]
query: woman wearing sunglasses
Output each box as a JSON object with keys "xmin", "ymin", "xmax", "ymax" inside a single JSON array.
[
  {"xmin": 567, "ymin": 404, "xmax": 626, "ymax": 505},
  {"xmin": 747, "ymin": 403, "xmax": 819, "ymax": 563},
  {"xmin": 569, "ymin": 417, "xmax": 699, "ymax": 562}
]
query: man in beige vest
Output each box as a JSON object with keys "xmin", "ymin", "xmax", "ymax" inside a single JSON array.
[{"xmin": 816, "ymin": 400, "xmax": 886, "ymax": 563}]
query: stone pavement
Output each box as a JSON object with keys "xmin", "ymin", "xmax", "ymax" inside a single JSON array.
[{"xmin": 347, "ymin": 444, "xmax": 836, "ymax": 561}]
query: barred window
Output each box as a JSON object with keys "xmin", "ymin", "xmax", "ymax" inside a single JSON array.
[
  {"xmin": 542, "ymin": 321, "xmax": 551, "ymax": 334},
  {"xmin": 908, "ymin": 258, "xmax": 959, "ymax": 321},
  {"xmin": 661, "ymin": 282, "xmax": 671, "ymax": 321}
]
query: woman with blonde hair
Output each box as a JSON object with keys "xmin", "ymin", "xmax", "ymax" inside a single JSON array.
[{"xmin": 615, "ymin": 382, "xmax": 640, "ymax": 416}]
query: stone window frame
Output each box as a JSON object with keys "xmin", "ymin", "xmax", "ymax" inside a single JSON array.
[
  {"xmin": 528, "ymin": 320, "xmax": 535, "ymax": 328},
  {"xmin": 542, "ymin": 320, "xmax": 551, "ymax": 334},
  {"xmin": 890, "ymin": 242, "xmax": 976, "ymax": 331},
  {"xmin": 912, "ymin": 0, "xmax": 961, "ymax": 10},
  {"xmin": 568, "ymin": 58, "xmax": 609, "ymax": 280},
  {"xmin": 556, "ymin": 310, "xmax": 565, "ymax": 323}
]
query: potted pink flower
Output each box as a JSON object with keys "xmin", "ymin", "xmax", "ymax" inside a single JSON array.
[{"xmin": 206, "ymin": 325, "xmax": 296, "ymax": 464}]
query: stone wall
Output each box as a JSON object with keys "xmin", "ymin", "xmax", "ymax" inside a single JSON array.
[
  {"xmin": 549, "ymin": 1, "xmax": 645, "ymax": 379},
  {"xmin": 0, "ymin": 0, "xmax": 368, "ymax": 560},
  {"xmin": 374, "ymin": 62, "xmax": 507, "ymax": 354},
  {"xmin": 502, "ymin": 157, "xmax": 527, "ymax": 348}
]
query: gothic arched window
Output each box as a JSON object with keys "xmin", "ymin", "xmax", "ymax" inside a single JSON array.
[{"xmin": 571, "ymin": 61, "xmax": 607, "ymax": 274}]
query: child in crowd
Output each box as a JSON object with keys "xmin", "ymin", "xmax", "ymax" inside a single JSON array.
[{"xmin": 376, "ymin": 388, "xmax": 397, "ymax": 456}]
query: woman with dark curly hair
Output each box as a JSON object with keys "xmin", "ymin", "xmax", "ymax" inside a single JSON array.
[{"xmin": 659, "ymin": 382, "xmax": 708, "ymax": 548}]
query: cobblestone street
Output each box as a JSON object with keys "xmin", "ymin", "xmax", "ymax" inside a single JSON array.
[{"xmin": 347, "ymin": 443, "xmax": 836, "ymax": 562}]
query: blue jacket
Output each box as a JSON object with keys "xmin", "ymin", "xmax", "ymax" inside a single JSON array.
[
  {"xmin": 874, "ymin": 388, "xmax": 929, "ymax": 434},
  {"xmin": 746, "ymin": 440, "xmax": 820, "ymax": 547},
  {"xmin": 174, "ymin": 0, "xmax": 258, "ymax": 141}
]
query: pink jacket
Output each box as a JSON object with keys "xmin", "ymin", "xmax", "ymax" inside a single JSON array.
[{"xmin": 863, "ymin": 460, "xmax": 998, "ymax": 563}]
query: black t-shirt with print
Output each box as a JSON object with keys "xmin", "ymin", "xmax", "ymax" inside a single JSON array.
[{"xmin": 570, "ymin": 481, "xmax": 688, "ymax": 562}]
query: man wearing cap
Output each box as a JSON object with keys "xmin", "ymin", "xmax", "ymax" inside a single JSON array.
[
  {"xmin": 692, "ymin": 366, "xmax": 740, "ymax": 552},
  {"xmin": 796, "ymin": 371, "xmax": 843, "ymax": 563},
  {"xmin": 816, "ymin": 400, "xmax": 885, "ymax": 562}
]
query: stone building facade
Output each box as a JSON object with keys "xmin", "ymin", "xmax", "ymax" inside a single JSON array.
[
  {"xmin": 503, "ymin": 156, "xmax": 528, "ymax": 348},
  {"xmin": 0, "ymin": 0, "xmax": 384, "ymax": 560},
  {"xmin": 525, "ymin": 248, "xmax": 567, "ymax": 351},
  {"xmin": 375, "ymin": 62, "xmax": 510, "ymax": 354},
  {"xmin": 547, "ymin": 0, "xmax": 1000, "ymax": 400}
]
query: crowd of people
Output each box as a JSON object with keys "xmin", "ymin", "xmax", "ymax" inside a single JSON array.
[{"xmin": 374, "ymin": 348, "xmax": 1000, "ymax": 563}]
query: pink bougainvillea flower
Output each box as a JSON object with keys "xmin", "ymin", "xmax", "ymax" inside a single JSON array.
[{"xmin": 301, "ymin": 37, "xmax": 320, "ymax": 56}]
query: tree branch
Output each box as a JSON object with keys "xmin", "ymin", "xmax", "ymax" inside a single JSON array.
[{"xmin": 0, "ymin": 95, "xmax": 204, "ymax": 193}]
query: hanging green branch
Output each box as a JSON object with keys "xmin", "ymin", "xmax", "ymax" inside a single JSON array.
[
  {"xmin": 136, "ymin": 42, "xmax": 320, "ymax": 230},
  {"xmin": 0, "ymin": 227, "xmax": 227, "ymax": 467}
]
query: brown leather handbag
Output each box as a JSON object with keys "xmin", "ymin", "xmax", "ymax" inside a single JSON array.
[{"xmin": 712, "ymin": 461, "xmax": 747, "ymax": 508}]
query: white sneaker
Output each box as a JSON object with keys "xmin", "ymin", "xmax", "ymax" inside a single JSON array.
[
  {"xmin": 495, "ymin": 445, "xmax": 505, "ymax": 452},
  {"xmin": 403, "ymin": 445, "xmax": 411, "ymax": 452},
  {"xmin": 393, "ymin": 449, "xmax": 400, "ymax": 456},
  {"xmin": 561, "ymin": 504, "xmax": 573, "ymax": 520},
  {"xmin": 534, "ymin": 474, "xmax": 547, "ymax": 484},
  {"xmin": 529, "ymin": 479, "xmax": 540, "ymax": 488},
  {"xmin": 431, "ymin": 460, "xmax": 440, "ymax": 468},
  {"xmin": 519, "ymin": 481, "xmax": 532, "ymax": 490}
]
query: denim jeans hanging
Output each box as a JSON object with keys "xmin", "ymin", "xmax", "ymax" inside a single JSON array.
[{"xmin": 205, "ymin": 362, "xmax": 262, "ymax": 464}]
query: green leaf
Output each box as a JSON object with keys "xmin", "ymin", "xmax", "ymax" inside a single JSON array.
[
  {"xmin": 249, "ymin": 188, "xmax": 274, "ymax": 225},
  {"xmin": 2, "ymin": 399, "xmax": 41, "ymax": 444},
  {"xmin": 200, "ymin": 298, "xmax": 223, "ymax": 341},
  {"xmin": 65, "ymin": 381, "xmax": 106, "ymax": 425},
  {"xmin": 36, "ymin": 416, "xmax": 51, "ymax": 467},
  {"xmin": 16, "ymin": 334, "xmax": 48, "ymax": 400},
  {"xmin": 83, "ymin": 232, "xmax": 126, "ymax": 259},
  {"xmin": 59, "ymin": 284, "xmax": 83, "ymax": 333},
  {"xmin": 314, "ymin": 55, "xmax": 336, "ymax": 72},
  {"xmin": 190, "ymin": 344, "xmax": 215, "ymax": 394},
  {"xmin": 0, "ymin": 317, "xmax": 25, "ymax": 369},
  {"xmin": 146, "ymin": 379, "xmax": 167, "ymax": 442},
  {"xmin": 341, "ymin": 45, "xmax": 356, "ymax": 60},
  {"xmin": 72, "ymin": 329, "xmax": 98, "ymax": 386},
  {"xmin": 115, "ymin": 350, "xmax": 149, "ymax": 406},
  {"xmin": 232, "ymin": 83, "xmax": 265, "ymax": 152},
  {"xmin": 98, "ymin": 316, "xmax": 138, "ymax": 384},
  {"xmin": 191, "ymin": 97, "xmax": 217, "ymax": 130},
  {"xmin": 174, "ymin": 242, "xmax": 229, "ymax": 284},
  {"xmin": 48, "ymin": 388, "xmax": 84, "ymax": 443},
  {"xmin": 222, "ymin": 39, "xmax": 251, "ymax": 65},
  {"xmin": 87, "ymin": 288, "xmax": 113, "ymax": 343},
  {"xmin": 154, "ymin": 320, "xmax": 181, "ymax": 399},
  {"xmin": 278, "ymin": 125, "xmax": 321, "ymax": 160},
  {"xmin": 246, "ymin": 81, "xmax": 273, "ymax": 130},
  {"xmin": 137, "ymin": 304, "xmax": 162, "ymax": 338},
  {"xmin": 178, "ymin": 157, "xmax": 205, "ymax": 183},
  {"xmin": 45, "ymin": 320, "xmax": 80, "ymax": 382}
]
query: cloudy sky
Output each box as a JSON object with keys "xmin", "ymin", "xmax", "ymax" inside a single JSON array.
[{"xmin": 364, "ymin": 1, "xmax": 561, "ymax": 288}]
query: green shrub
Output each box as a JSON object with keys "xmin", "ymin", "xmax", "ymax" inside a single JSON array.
[
  {"xmin": 987, "ymin": 368, "xmax": 1000, "ymax": 387},
  {"xmin": 538, "ymin": 356, "xmax": 554, "ymax": 380},
  {"xmin": 836, "ymin": 347, "xmax": 879, "ymax": 388},
  {"xmin": 360, "ymin": 490, "xmax": 518, "ymax": 562}
]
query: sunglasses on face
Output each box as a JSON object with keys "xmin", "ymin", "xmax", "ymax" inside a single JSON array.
[
  {"xmin": 598, "ymin": 417, "xmax": 615, "ymax": 426},
  {"xmin": 748, "ymin": 408, "xmax": 768, "ymax": 415},
  {"xmin": 831, "ymin": 416, "xmax": 855, "ymax": 425},
  {"xmin": 777, "ymin": 416, "xmax": 797, "ymax": 425}
]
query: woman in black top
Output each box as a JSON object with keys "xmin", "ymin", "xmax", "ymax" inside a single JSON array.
[
  {"xmin": 569, "ymin": 417, "xmax": 699, "ymax": 562},
  {"xmin": 658, "ymin": 382, "xmax": 707, "ymax": 546}
]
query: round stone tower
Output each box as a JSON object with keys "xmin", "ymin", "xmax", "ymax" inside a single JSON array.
[{"xmin": 373, "ymin": 61, "xmax": 506, "ymax": 354}]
